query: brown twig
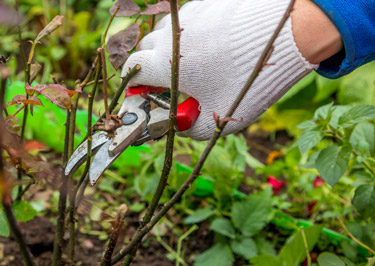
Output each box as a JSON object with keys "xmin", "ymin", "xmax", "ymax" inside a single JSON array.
[
  {"xmin": 51, "ymin": 112, "xmax": 71, "ymax": 266},
  {"xmin": 100, "ymin": 204, "xmax": 128, "ymax": 266},
  {"xmin": 1, "ymin": 67, "xmax": 36, "ymax": 266},
  {"xmin": 86, "ymin": 73, "xmax": 116, "ymax": 86},
  {"xmin": 142, "ymin": 0, "xmax": 181, "ymax": 225},
  {"xmin": 67, "ymin": 61, "xmax": 102, "ymax": 261},
  {"xmin": 98, "ymin": 64, "xmax": 141, "ymax": 122},
  {"xmin": 102, "ymin": 5, "xmax": 120, "ymax": 48},
  {"xmin": 99, "ymin": 48, "xmax": 111, "ymax": 120},
  {"xmin": 120, "ymin": 1, "xmax": 181, "ymax": 264},
  {"xmin": 337, "ymin": 217, "xmax": 375, "ymax": 257},
  {"xmin": 111, "ymin": 1, "xmax": 295, "ymax": 263}
]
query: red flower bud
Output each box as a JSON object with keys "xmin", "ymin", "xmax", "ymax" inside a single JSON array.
[
  {"xmin": 313, "ymin": 176, "xmax": 325, "ymax": 188},
  {"xmin": 267, "ymin": 176, "xmax": 285, "ymax": 195}
]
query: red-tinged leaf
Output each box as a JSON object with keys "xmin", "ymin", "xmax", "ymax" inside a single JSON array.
[
  {"xmin": 7, "ymin": 95, "xmax": 27, "ymax": 107},
  {"xmin": 6, "ymin": 95, "xmax": 43, "ymax": 107},
  {"xmin": 107, "ymin": 24, "xmax": 140, "ymax": 70},
  {"xmin": 25, "ymin": 83, "xmax": 36, "ymax": 96},
  {"xmin": 24, "ymin": 140, "xmax": 46, "ymax": 151},
  {"xmin": 140, "ymin": 1, "xmax": 170, "ymax": 15},
  {"xmin": 38, "ymin": 84, "xmax": 71, "ymax": 109},
  {"xmin": 28, "ymin": 96, "xmax": 43, "ymax": 107},
  {"xmin": 28, "ymin": 84, "xmax": 79, "ymax": 109},
  {"xmin": 110, "ymin": 0, "xmax": 140, "ymax": 17}
]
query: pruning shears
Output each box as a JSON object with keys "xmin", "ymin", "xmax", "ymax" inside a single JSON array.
[{"xmin": 65, "ymin": 86, "xmax": 200, "ymax": 185}]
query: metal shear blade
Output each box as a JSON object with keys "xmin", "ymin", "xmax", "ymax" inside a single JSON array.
[
  {"xmin": 65, "ymin": 95, "xmax": 155, "ymax": 185},
  {"xmin": 65, "ymin": 132, "xmax": 109, "ymax": 177}
]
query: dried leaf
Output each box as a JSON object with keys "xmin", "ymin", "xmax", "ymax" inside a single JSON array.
[
  {"xmin": 24, "ymin": 140, "xmax": 46, "ymax": 151},
  {"xmin": 140, "ymin": 1, "xmax": 170, "ymax": 15},
  {"xmin": 30, "ymin": 63, "xmax": 42, "ymax": 82},
  {"xmin": 0, "ymin": 3, "xmax": 20, "ymax": 26},
  {"xmin": 6, "ymin": 95, "xmax": 43, "ymax": 107},
  {"xmin": 0, "ymin": 65, "xmax": 11, "ymax": 79},
  {"xmin": 108, "ymin": 53, "xmax": 129, "ymax": 71},
  {"xmin": 35, "ymin": 15, "xmax": 64, "ymax": 42},
  {"xmin": 107, "ymin": 24, "xmax": 140, "ymax": 70},
  {"xmin": 110, "ymin": 0, "xmax": 140, "ymax": 17}
]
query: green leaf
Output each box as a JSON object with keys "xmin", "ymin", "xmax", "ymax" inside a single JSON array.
[
  {"xmin": 250, "ymin": 255, "xmax": 281, "ymax": 266},
  {"xmin": 0, "ymin": 210, "xmax": 10, "ymax": 237},
  {"xmin": 230, "ymin": 237, "xmax": 258, "ymax": 259},
  {"xmin": 350, "ymin": 122, "xmax": 375, "ymax": 155},
  {"xmin": 338, "ymin": 105, "xmax": 375, "ymax": 128},
  {"xmin": 232, "ymin": 189, "xmax": 272, "ymax": 236},
  {"xmin": 12, "ymin": 200, "xmax": 37, "ymax": 222},
  {"xmin": 210, "ymin": 218, "xmax": 236, "ymax": 239},
  {"xmin": 279, "ymin": 225, "xmax": 323, "ymax": 266},
  {"xmin": 297, "ymin": 120, "xmax": 316, "ymax": 130},
  {"xmin": 314, "ymin": 102, "xmax": 334, "ymax": 121},
  {"xmin": 194, "ymin": 244, "xmax": 234, "ymax": 266},
  {"xmin": 340, "ymin": 257, "xmax": 356, "ymax": 266},
  {"xmin": 316, "ymin": 145, "xmax": 351, "ymax": 186},
  {"xmin": 352, "ymin": 184, "xmax": 375, "ymax": 218},
  {"xmin": 317, "ymin": 252, "xmax": 345, "ymax": 266},
  {"xmin": 184, "ymin": 207, "xmax": 215, "ymax": 224},
  {"xmin": 255, "ymin": 237, "xmax": 277, "ymax": 256},
  {"xmin": 298, "ymin": 129, "xmax": 323, "ymax": 154}
]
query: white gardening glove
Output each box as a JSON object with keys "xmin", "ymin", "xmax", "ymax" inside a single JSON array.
[{"xmin": 121, "ymin": 0, "xmax": 317, "ymax": 140}]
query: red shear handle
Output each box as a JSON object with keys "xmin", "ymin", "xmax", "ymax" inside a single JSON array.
[
  {"xmin": 126, "ymin": 85, "xmax": 166, "ymax": 98},
  {"xmin": 126, "ymin": 86, "xmax": 200, "ymax": 132},
  {"xmin": 176, "ymin": 97, "xmax": 200, "ymax": 131}
]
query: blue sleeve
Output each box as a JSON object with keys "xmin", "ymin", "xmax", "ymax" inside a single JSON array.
[{"xmin": 311, "ymin": 0, "xmax": 375, "ymax": 79}]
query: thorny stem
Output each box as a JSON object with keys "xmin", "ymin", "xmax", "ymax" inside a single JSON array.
[
  {"xmin": 111, "ymin": 1, "xmax": 295, "ymax": 263},
  {"xmin": 122, "ymin": 248, "xmax": 137, "ymax": 266},
  {"xmin": 122, "ymin": 1, "xmax": 181, "ymax": 264},
  {"xmin": 1, "ymin": 69, "xmax": 36, "ymax": 266},
  {"xmin": 300, "ymin": 226, "xmax": 311, "ymax": 266},
  {"xmin": 120, "ymin": 6, "xmax": 182, "ymax": 266},
  {"xmin": 68, "ymin": 57, "xmax": 99, "ymax": 156},
  {"xmin": 98, "ymin": 64, "xmax": 141, "ymax": 122},
  {"xmin": 337, "ymin": 217, "xmax": 375, "ymax": 257},
  {"xmin": 67, "ymin": 62, "xmax": 102, "ymax": 261},
  {"xmin": 86, "ymin": 73, "xmax": 116, "ymax": 86},
  {"xmin": 2, "ymin": 200, "xmax": 36, "ymax": 266},
  {"xmin": 142, "ymin": 0, "xmax": 181, "ymax": 228},
  {"xmin": 99, "ymin": 48, "xmax": 111, "ymax": 120},
  {"xmin": 51, "ymin": 110, "xmax": 71, "ymax": 266},
  {"xmin": 101, "ymin": 204, "xmax": 128, "ymax": 266},
  {"xmin": 102, "ymin": 5, "xmax": 120, "ymax": 48}
]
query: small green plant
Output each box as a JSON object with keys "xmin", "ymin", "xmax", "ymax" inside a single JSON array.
[{"xmin": 297, "ymin": 103, "xmax": 375, "ymax": 217}]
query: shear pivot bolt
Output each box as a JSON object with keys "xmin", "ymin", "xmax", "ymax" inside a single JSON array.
[{"xmin": 122, "ymin": 112, "xmax": 138, "ymax": 125}]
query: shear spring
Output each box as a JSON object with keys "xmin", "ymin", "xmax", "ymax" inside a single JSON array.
[{"xmin": 147, "ymin": 92, "xmax": 171, "ymax": 109}]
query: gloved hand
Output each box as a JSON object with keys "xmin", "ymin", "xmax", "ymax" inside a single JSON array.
[{"xmin": 121, "ymin": 0, "xmax": 317, "ymax": 140}]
